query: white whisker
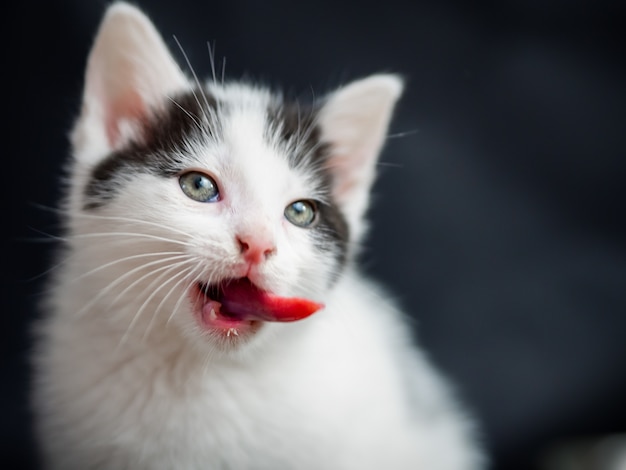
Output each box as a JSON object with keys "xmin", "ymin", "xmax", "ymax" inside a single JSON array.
[
  {"xmin": 387, "ymin": 128, "xmax": 419, "ymax": 139},
  {"xmin": 167, "ymin": 263, "xmax": 207, "ymax": 325},
  {"xmin": 71, "ymin": 252, "xmax": 188, "ymax": 283},
  {"xmin": 68, "ymin": 212, "xmax": 194, "ymax": 239},
  {"xmin": 156, "ymin": 264, "xmax": 198, "ymax": 320},
  {"xmin": 24, "ymin": 257, "xmax": 68, "ymax": 283},
  {"xmin": 376, "ymin": 161, "xmax": 404, "ymax": 169},
  {"xmin": 168, "ymin": 96, "xmax": 203, "ymax": 130},
  {"xmin": 207, "ymin": 41, "xmax": 217, "ymax": 84},
  {"xmin": 173, "ymin": 35, "xmax": 212, "ymax": 123},
  {"xmin": 118, "ymin": 262, "xmax": 193, "ymax": 347},
  {"xmin": 25, "ymin": 226, "xmax": 65, "ymax": 242},
  {"xmin": 34, "ymin": 206, "xmax": 197, "ymax": 241},
  {"xmin": 110, "ymin": 257, "xmax": 192, "ymax": 309},
  {"xmin": 75, "ymin": 254, "xmax": 191, "ymax": 317},
  {"xmin": 142, "ymin": 264, "xmax": 198, "ymax": 340},
  {"xmin": 69, "ymin": 232, "xmax": 193, "ymax": 248}
]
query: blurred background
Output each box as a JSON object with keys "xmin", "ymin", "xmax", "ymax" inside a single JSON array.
[{"xmin": 3, "ymin": 0, "xmax": 626, "ymax": 469}]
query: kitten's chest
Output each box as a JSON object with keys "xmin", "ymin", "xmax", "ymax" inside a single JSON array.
[{"xmin": 109, "ymin": 353, "xmax": 347, "ymax": 469}]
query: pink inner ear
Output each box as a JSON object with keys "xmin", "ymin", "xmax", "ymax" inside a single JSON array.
[
  {"xmin": 327, "ymin": 153, "xmax": 369, "ymax": 203},
  {"xmin": 105, "ymin": 90, "xmax": 145, "ymax": 147}
]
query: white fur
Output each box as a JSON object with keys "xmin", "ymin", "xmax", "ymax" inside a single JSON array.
[{"xmin": 32, "ymin": 3, "xmax": 485, "ymax": 469}]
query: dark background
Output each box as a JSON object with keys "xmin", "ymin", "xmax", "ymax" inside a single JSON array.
[{"xmin": 4, "ymin": 1, "xmax": 626, "ymax": 469}]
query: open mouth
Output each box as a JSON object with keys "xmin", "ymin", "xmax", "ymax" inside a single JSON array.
[{"xmin": 194, "ymin": 277, "xmax": 324, "ymax": 333}]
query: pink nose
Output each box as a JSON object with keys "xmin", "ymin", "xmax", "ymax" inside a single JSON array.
[{"xmin": 237, "ymin": 236, "xmax": 276, "ymax": 265}]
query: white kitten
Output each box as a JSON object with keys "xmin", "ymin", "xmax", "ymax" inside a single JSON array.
[{"xmin": 32, "ymin": 3, "xmax": 485, "ymax": 469}]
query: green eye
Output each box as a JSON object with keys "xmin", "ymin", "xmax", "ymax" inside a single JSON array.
[
  {"xmin": 285, "ymin": 200, "xmax": 317, "ymax": 227},
  {"xmin": 179, "ymin": 171, "xmax": 220, "ymax": 202}
]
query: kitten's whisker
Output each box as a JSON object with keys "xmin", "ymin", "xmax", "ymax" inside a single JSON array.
[
  {"xmin": 66, "ymin": 212, "xmax": 194, "ymax": 239},
  {"xmin": 66, "ymin": 233, "xmax": 193, "ymax": 251},
  {"xmin": 207, "ymin": 41, "xmax": 217, "ymax": 84},
  {"xmin": 75, "ymin": 254, "xmax": 191, "ymax": 317},
  {"xmin": 39, "ymin": 207, "xmax": 196, "ymax": 241},
  {"xmin": 29, "ymin": 201, "xmax": 62, "ymax": 213},
  {"xmin": 376, "ymin": 161, "xmax": 404, "ymax": 169},
  {"xmin": 110, "ymin": 257, "xmax": 192, "ymax": 310},
  {"xmin": 387, "ymin": 129, "xmax": 419, "ymax": 139},
  {"xmin": 142, "ymin": 264, "xmax": 198, "ymax": 340},
  {"xmin": 62, "ymin": 232, "xmax": 184, "ymax": 247},
  {"xmin": 167, "ymin": 263, "xmax": 207, "ymax": 325},
  {"xmin": 168, "ymin": 96, "xmax": 203, "ymax": 130},
  {"xmin": 119, "ymin": 262, "xmax": 193, "ymax": 346},
  {"xmin": 21, "ymin": 253, "xmax": 72, "ymax": 282},
  {"xmin": 18, "ymin": 236, "xmax": 62, "ymax": 244},
  {"xmin": 292, "ymin": 105, "xmax": 315, "ymax": 153},
  {"xmin": 71, "ymin": 252, "xmax": 188, "ymax": 283},
  {"xmin": 25, "ymin": 226, "xmax": 64, "ymax": 242},
  {"xmin": 172, "ymin": 35, "xmax": 212, "ymax": 124},
  {"xmin": 155, "ymin": 264, "xmax": 198, "ymax": 320},
  {"xmin": 76, "ymin": 263, "xmax": 183, "ymax": 321},
  {"xmin": 23, "ymin": 258, "xmax": 69, "ymax": 283},
  {"xmin": 69, "ymin": 232, "xmax": 193, "ymax": 248}
]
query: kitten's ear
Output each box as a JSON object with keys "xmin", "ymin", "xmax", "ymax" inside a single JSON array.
[
  {"xmin": 72, "ymin": 2, "xmax": 187, "ymax": 162},
  {"xmin": 318, "ymin": 74, "xmax": 403, "ymax": 241}
]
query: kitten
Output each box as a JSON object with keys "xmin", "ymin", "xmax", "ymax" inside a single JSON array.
[{"xmin": 32, "ymin": 2, "xmax": 484, "ymax": 469}]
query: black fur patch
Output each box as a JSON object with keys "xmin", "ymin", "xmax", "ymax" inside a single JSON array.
[
  {"xmin": 84, "ymin": 90, "xmax": 219, "ymax": 209},
  {"xmin": 315, "ymin": 200, "xmax": 350, "ymax": 272},
  {"xmin": 266, "ymin": 98, "xmax": 350, "ymax": 272},
  {"xmin": 266, "ymin": 101, "xmax": 323, "ymax": 170}
]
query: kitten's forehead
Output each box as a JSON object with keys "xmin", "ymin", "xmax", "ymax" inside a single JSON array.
[{"xmin": 207, "ymin": 82, "xmax": 327, "ymax": 186}]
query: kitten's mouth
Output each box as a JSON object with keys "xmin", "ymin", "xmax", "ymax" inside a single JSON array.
[{"xmin": 194, "ymin": 278, "xmax": 323, "ymax": 333}]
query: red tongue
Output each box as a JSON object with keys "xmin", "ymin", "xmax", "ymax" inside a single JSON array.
[{"xmin": 218, "ymin": 279, "xmax": 324, "ymax": 322}]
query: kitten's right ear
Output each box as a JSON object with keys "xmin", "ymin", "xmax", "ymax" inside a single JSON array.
[
  {"xmin": 317, "ymin": 75, "xmax": 403, "ymax": 244},
  {"xmin": 72, "ymin": 2, "xmax": 187, "ymax": 163}
]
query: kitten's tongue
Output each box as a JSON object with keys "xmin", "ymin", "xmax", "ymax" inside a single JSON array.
[{"xmin": 205, "ymin": 279, "xmax": 323, "ymax": 322}]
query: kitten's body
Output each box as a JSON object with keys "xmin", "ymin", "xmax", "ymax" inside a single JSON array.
[{"xmin": 32, "ymin": 3, "xmax": 484, "ymax": 469}]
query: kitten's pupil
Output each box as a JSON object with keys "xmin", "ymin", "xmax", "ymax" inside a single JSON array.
[
  {"xmin": 285, "ymin": 200, "xmax": 317, "ymax": 227},
  {"xmin": 179, "ymin": 171, "xmax": 219, "ymax": 202}
]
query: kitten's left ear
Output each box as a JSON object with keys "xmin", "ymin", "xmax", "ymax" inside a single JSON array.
[
  {"xmin": 318, "ymin": 74, "xmax": 403, "ymax": 242},
  {"xmin": 72, "ymin": 2, "xmax": 188, "ymax": 163}
]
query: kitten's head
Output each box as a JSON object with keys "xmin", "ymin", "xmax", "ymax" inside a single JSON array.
[{"xmin": 65, "ymin": 2, "xmax": 402, "ymax": 356}]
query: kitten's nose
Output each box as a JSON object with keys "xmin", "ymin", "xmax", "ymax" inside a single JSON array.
[{"xmin": 237, "ymin": 235, "xmax": 276, "ymax": 265}]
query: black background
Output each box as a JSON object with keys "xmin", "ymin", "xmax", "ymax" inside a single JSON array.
[{"xmin": 4, "ymin": 1, "xmax": 626, "ymax": 469}]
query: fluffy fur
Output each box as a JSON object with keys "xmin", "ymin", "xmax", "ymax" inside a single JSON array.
[{"xmin": 32, "ymin": 3, "xmax": 485, "ymax": 469}]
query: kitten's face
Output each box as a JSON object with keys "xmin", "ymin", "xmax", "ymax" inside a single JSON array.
[
  {"xmin": 72, "ymin": 85, "xmax": 346, "ymax": 353},
  {"xmin": 64, "ymin": 3, "xmax": 402, "ymax": 356}
]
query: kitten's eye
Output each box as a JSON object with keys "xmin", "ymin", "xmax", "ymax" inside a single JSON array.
[
  {"xmin": 179, "ymin": 171, "xmax": 220, "ymax": 202},
  {"xmin": 285, "ymin": 200, "xmax": 317, "ymax": 227}
]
